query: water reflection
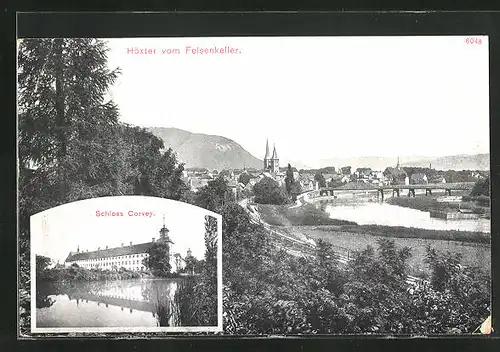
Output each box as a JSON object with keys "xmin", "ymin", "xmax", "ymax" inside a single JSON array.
[{"xmin": 36, "ymin": 278, "xmax": 184, "ymax": 328}]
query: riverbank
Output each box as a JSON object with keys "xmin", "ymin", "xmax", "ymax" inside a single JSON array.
[
  {"xmin": 37, "ymin": 265, "xmax": 182, "ymax": 282},
  {"xmin": 255, "ymin": 201, "xmax": 490, "ymax": 244},
  {"xmin": 290, "ymin": 223, "xmax": 490, "ymax": 244},
  {"xmin": 386, "ymin": 194, "xmax": 490, "ymax": 219},
  {"xmin": 294, "ymin": 226, "xmax": 490, "ymax": 277},
  {"xmin": 255, "ymin": 203, "xmax": 356, "ymax": 226}
]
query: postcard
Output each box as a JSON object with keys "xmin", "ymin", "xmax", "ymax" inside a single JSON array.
[{"xmin": 18, "ymin": 35, "xmax": 491, "ymax": 336}]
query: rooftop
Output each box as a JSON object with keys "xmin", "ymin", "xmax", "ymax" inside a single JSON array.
[{"xmin": 65, "ymin": 242, "xmax": 156, "ymax": 262}]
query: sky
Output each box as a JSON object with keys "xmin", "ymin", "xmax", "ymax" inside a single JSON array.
[
  {"xmin": 31, "ymin": 196, "xmax": 221, "ymax": 264},
  {"xmin": 104, "ymin": 36, "xmax": 490, "ymax": 167}
]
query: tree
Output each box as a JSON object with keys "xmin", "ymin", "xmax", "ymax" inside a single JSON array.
[
  {"xmin": 314, "ymin": 172, "xmax": 326, "ymax": 188},
  {"xmin": 203, "ymin": 215, "xmax": 218, "ymax": 281},
  {"xmin": 253, "ymin": 177, "xmax": 288, "ymax": 204},
  {"xmin": 184, "ymin": 254, "xmax": 198, "ymax": 275},
  {"xmin": 143, "ymin": 242, "xmax": 172, "ymax": 277},
  {"xmin": 470, "ymin": 176, "xmax": 490, "ymax": 197},
  {"xmin": 424, "ymin": 245, "xmax": 463, "ymax": 292},
  {"xmin": 290, "ymin": 181, "xmax": 302, "ymax": 202},
  {"xmin": 196, "ymin": 215, "xmax": 219, "ymax": 325},
  {"xmin": 195, "ymin": 176, "xmax": 230, "ymax": 212},
  {"xmin": 285, "ymin": 163, "xmax": 294, "ymax": 195},
  {"xmin": 36, "ymin": 255, "xmax": 52, "ymax": 276},
  {"xmin": 17, "ymin": 40, "xmax": 189, "ymax": 333},
  {"xmin": 341, "ymin": 166, "xmax": 351, "ymax": 175}
]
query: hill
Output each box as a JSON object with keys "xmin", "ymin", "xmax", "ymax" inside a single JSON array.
[
  {"xmin": 146, "ymin": 127, "xmax": 262, "ymax": 170},
  {"xmin": 402, "ymin": 154, "xmax": 489, "ymax": 171}
]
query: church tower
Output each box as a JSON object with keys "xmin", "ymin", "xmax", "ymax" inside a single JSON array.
[
  {"xmin": 158, "ymin": 214, "xmax": 174, "ymax": 271},
  {"xmin": 264, "ymin": 138, "xmax": 272, "ymax": 170},
  {"xmin": 158, "ymin": 215, "xmax": 173, "ymax": 245},
  {"xmin": 271, "ymin": 144, "xmax": 279, "ymax": 173},
  {"xmin": 263, "ymin": 139, "xmax": 280, "ymax": 174}
]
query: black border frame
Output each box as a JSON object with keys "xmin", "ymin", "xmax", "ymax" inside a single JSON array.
[{"xmin": 3, "ymin": 9, "xmax": 500, "ymax": 352}]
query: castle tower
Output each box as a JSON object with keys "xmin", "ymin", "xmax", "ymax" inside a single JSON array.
[
  {"xmin": 159, "ymin": 215, "xmax": 173, "ymax": 243},
  {"xmin": 158, "ymin": 215, "xmax": 174, "ymax": 271},
  {"xmin": 271, "ymin": 144, "xmax": 279, "ymax": 173}
]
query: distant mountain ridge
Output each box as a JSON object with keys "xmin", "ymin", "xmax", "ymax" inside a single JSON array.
[
  {"xmin": 311, "ymin": 154, "xmax": 489, "ymax": 171},
  {"xmin": 146, "ymin": 127, "xmax": 489, "ymax": 172},
  {"xmin": 402, "ymin": 154, "xmax": 490, "ymax": 171},
  {"xmin": 146, "ymin": 127, "xmax": 262, "ymax": 170}
]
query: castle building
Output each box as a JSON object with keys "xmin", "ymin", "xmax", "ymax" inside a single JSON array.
[
  {"xmin": 263, "ymin": 139, "xmax": 280, "ymax": 174},
  {"xmin": 64, "ymin": 215, "xmax": 176, "ymax": 272}
]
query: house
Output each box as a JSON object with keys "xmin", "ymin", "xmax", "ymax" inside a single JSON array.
[
  {"xmin": 218, "ymin": 169, "xmax": 235, "ymax": 180},
  {"xmin": 355, "ymin": 168, "xmax": 372, "ymax": 178},
  {"xmin": 410, "ymin": 173, "xmax": 428, "ymax": 185},
  {"xmin": 341, "ymin": 175, "xmax": 350, "ymax": 183},
  {"xmin": 258, "ymin": 171, "xmax": 276, "ymax": 181},
  {"xmin": 383, "ymin": 167, "xmax": 409, "ymax": 186},
  {"xmin": 243, "ymin": 181, "xmax": 254, "ymax": 194},
  {"xmin": 189, "ymin": 177, "xmax": 210, "ymax": 192},
  {"xmin": 299, "ymin": 177, "xmax": 315, "ymax": 192}
]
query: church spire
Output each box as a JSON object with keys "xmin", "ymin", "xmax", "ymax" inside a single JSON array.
[
  {"xmin": 396, "ymin": 156, "xmax": 400, "ymax": 168},
  {"xmin": 264, "ymin": 138, "xmax": 270, "ymax": 159},
  {"xmin": 272, "ymin": 144, "xmax": 278, "ymax": 159}
]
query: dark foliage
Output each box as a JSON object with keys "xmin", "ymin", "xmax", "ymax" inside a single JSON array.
[
  {"xmin": 220, "ymin": 204, "xmax": 490, "ymax": 334},
  {"xmin": 18, "ymin": 39, "xmax": 186, "ymax": 335},
  {"xmin": 143, "ymin": 242, "xmax": 172, "ymax": 278},
  {"xmin": 470, "ymin": 176, "xmax": 490, "ymax": 197},
  {"xmin": 253, "ymin": 177, "xmax": 289, "ymax": 205},
  {"xmin": 314, "ymin": 172, "xmax": 327, "ymax": 188}
]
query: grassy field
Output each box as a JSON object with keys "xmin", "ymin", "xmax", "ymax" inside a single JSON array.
[{"xmin": 298, "ymin": 226, "xmax": 491, "ymax": 277}]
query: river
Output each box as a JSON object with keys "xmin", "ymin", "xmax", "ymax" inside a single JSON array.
[
  {"xmin": 36, "ymin": 278, "xmax": 184, "ymax": 328},
  {"xmin": 314, "ymin": 192, "xmax": 490, "ymax": 233},
  {"xmin": 306, "ymin": 192, "xmax": 490, "ymax": 275}
]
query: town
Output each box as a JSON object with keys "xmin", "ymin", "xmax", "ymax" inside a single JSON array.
[{"xmin": 181, "ymin": 139, "xmax": 488, "ymax": 200}]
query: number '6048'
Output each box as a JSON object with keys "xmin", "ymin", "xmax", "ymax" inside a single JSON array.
[{"xmin": 465, "ymin": 37, "xmax": 482, "ymax": 44}]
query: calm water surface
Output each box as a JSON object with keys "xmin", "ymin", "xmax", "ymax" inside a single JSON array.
[
  {"xmin": 36, "ymin": 278, "xmax": 182, "ymax": 328},
  {"xmin": 316, "ymin": 192, "xmax": 490, "ymax": 233}
]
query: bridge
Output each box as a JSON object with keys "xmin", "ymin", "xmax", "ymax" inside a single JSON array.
[{"xmin": 306, "ymin": 182, "xmax": 475, "ymax": 201}]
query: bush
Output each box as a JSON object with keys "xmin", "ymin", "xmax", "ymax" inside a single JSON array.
[
  {"xmin": 470, "ymin": 177, "xmax": 490, "ymax": 197},
  {"xmin": 220, "ymin": 203, "xmax": 490, "ymax": 334}
]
